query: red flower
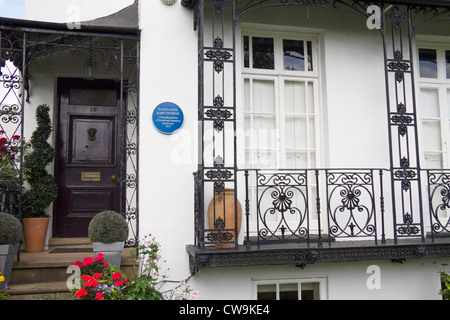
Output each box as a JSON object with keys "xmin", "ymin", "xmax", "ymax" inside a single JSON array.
[
  {"xmin": 12, "ymin": 135, "xmax": 20, "ymax": 140},
  {"xmin": 111, "ymin": 272, "xmax": 122, "ymax": 281},
  {"xmin": 84, "ymin": 277, "xmax": 99, "ymax": 288},
  {"xmin": 83, "ymin": 256, "xmax": 94, "ymax": 266},
  {"xmin": 75, "ymin": 288, "xmax": 88, "ymax": 298},
  {"xmin": 114, "ymin": 280, "xmax": 124, "ymax": 287},
  {"xmin": 94, "ymin": 253, "xmax": 104, "ymax": 262},
  {"xmin": 81, "ymin": 275, "xmax": 91, "ymax": 281},
  {"xmin": 95, "ymin": 292, "xmax": 104, "ymax": 300},
  {"xmin": 73, "ymin": 260, "xmax": 84, "ymax": 268},
  {"xmin": 103, "ymin": 263, "xmax": 109, "ymax": 267},
  {"xmin": 93, "ymin": 273, "xmax": 103, "ymax": 278}
]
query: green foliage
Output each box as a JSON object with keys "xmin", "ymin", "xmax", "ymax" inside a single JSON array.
[
  {"xmin": 22, "ymin": 104, "xmax": 58, "ymax": 218},
  {"xmin": 88, "ymin": 210, "xmax": 129, "ymax": 244},
  {"xmin": 0, "ymin": 134, "xmax": 23, "ymax": 215},
  {"xmin": 125, "ymin": 235, "xmax": 164, "ymax": 300},
  {"xmin": 440, "ymin": 265, "xmax": 450, "ymax": 300},
  {"xmin": 0, "ymin": 212, "xmax": 22, "ymax": 245}
]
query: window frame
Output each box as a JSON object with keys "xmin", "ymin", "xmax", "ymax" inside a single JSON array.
[
  {"xmin": 252, "ymin": 276, "xmax": 328, "ymax": 300},
  {"xmin": 415, "ymin": 39, "xmax": 450, "ymax": 170},
  {"xmin": 242, "ymin": 27, "xmax": 320, "ymax": 78},
  {"xmin": 241, "ymin": 25, "xmax": 323, "ymax": 170}
]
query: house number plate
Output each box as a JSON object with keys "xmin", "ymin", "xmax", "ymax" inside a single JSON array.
[{"xmin": 81, "ymin": 172, "xmax": 101, "ymax": 181}]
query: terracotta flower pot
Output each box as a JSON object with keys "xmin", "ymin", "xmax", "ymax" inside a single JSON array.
[
  {"xmin": 22, "ymin": 217, "xmax": 50, "ymax": 253},
  {"xmin": 207, "ymin": 189, "xmax": 242, "ymax": 249}
]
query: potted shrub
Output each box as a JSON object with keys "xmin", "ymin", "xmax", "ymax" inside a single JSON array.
[
  {"xmin": 88, "ymin": 210, "xmax": 129, "ymax": 268},
  {"xmin": 21, "ymin": 104, "xmax": 58, "ymax": 253},
  {"xmin": 0, "ymin": 212, "xmax": 22, "ymax": 288}
]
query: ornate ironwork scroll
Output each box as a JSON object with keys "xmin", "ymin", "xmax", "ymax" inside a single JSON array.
[
  {"xmin": 326, "ymin": 170, "xmax": 377, "ymax": 243},
  {"xmin": 256, "ymin": 171, "xmax": 309, "ymax": 244},
  {"xmin": 195, "ymin": 0, "xmax": 240, "ymax": 248},
  {"xmin": 0, "ymin": 30, "xmax": 25, "ymax": 220},
  {"xmin": 382, "ymin": 5, "xmax": 424, "ymax": 242},
  {"xmin": 427, "ymin": 170, "xmax": 450, "ymax": 240}
]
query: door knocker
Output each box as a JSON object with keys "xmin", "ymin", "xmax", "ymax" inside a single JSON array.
[{"xmin": 88, "ymin": 128, "xmax": 97, "ymax": 141}]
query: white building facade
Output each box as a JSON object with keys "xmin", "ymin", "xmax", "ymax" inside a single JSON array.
[{"xmin": 3, "ymin": 0, "xmax": 449, "ymax": 299}]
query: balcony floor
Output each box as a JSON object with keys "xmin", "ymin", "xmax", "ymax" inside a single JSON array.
[{"xmin": 186, "ymin": 236, "xmax": 450, "ymax": 275}]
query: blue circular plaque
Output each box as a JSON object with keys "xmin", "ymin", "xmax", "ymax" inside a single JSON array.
[{"xmin": 152, "ymin": 102, "xmax": 184, "ymax": 134}]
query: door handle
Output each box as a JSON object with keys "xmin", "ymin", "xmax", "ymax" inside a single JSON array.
[{"xmin": 111, "ymin": 175, "xmax": 119, "ymax": 182}]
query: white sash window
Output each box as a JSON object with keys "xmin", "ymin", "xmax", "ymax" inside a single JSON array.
[
  {"xmin": 417, "ymin": 43, "xmax": 450, "ymax": 169},
  {"xmin": 242, "ymin": 28, "xmax": 321, "ymax": 170}
]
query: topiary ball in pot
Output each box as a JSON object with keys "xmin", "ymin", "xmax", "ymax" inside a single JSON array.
[
  {"xmin": 88, "ymin": 210, "xmax": 128, "ymax": 268},
  {"xmin": 0, "ymin": 212, "xmax": 22, "ymax": 288},
  {"xmin": 88, "ymin": 210, "xmax": 128, "ymax": 244},
  {"xmin": 0, "ymin": 212, "xmax": 22, "ymax": 245}
]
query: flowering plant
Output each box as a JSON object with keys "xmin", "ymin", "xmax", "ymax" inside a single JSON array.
[
  {"xmin": 128, "ymin": 234, "xmax": 199, "ymax": 300},
  {"xmin": 69, "ymin": 235, "xmax": 199, "ymax": 300},
  {"xmin": 0, "ymin": 132, "xmax": 23, "ymax": 210},
  {"xmin": 122, "ymin": 234, "xmax": 165, "ymax": 300},
  {"xmin": 0, "ymin": 268, "xmax": 10, "ymax": 300},
  {"xmin": 70, "ymin": 253, "xmax": 130, "ymax": 300}
]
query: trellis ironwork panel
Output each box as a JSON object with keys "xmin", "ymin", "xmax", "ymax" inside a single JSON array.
[
  {"xmin": 242, "ymin": 169, "xmax": 386, "ymax": 248},
  {"xmin": 0, "ymin": 30, "xmax": 26, "ymax": 221},
  {"xmin": 0, "ymin": 26, "xmax": 140, "ymax": 247},
  {"xmin": 195, "ymin": 0, "xmax": 240, "ymax": 249},
  {"xmin": 427, "ymin": 170, "xmax": 450, "ymax": 241}
]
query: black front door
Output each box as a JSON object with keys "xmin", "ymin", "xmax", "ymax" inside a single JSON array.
[{"xmin": 54, "ymin": 78, "xmax": 121, "ymax": 238}]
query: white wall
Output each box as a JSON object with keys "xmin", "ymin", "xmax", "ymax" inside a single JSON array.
[
  {"xmin": 24, "ymin": 0, "xmax": 134, "ymax": 23},
  {"xmin": 190, "ymin": 258, "xmax": 450, "ymax": 300},
  {"xmin": 138, "ymin": 0, "xmax": 198, "ymax": 283}
]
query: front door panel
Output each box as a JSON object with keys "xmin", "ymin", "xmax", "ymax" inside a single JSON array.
[{"xmin": 55, "ymin": 78, "xmax": 121, "ymax": 238}]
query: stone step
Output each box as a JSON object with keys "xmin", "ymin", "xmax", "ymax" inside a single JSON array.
[
  {"xmin": 10, "ymin": 248, "xmax": 137, "ymax": 285},
  {"xmin": 7, "ymin": 281, "xmax": 71, "ymax": 300},
  {"xmin": 48, "ymin": 237, "xmax": 93, "ymax": 248},
  {"xmin": 7, "ymin": 240, "xmax": 138, "ymax": 300}
]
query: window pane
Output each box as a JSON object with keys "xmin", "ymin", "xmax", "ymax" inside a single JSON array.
[
  {"xmin": 244, "ymin": 79, "xmax": 250, "ymax": 112},
  {"xmin": 301, "ymin": 282, "xmax": 320, "ymax": 300},
  {"xmin": 446, "ymin": 50, "xmax": 450, "ymax": 79},
  {"xmin": 280, "ymin": 283, "xmax": 298, "ymax": 300},
  {"xmin": 285, "ymin": 81, "xmax": 306, "ymax": 113},
  {"xmin": 447, "ymin": 89, "xmax": 450, "ymax": 118},
  {"xmin": 244, "ymin": 36, "xmax": 250, "ymax": 68},
  {"xmin": 252, "ymin": 37, "xmax": 274, "ymax": 70},
  {"xmin": 306, "ymin": 41, "xmax": 313, "ymax": 71},
  {"xmin": 420, "ymin": 88, "xmax": 440, "ymax": 118},
  {"xmin": 423, "ymin": 153, "xmax": 443, "ymax": 169},
  {"xmin": 286, "ymin": 151, "xmax": 308, "ymax": 168},
  {"xmin": 283, "ymin": 39, "xmax": 304, "ymax": 71},
  {"xmin": 422, "ymin": 120, "xmax": 442, "ymax": 151},
  {"xmin": 419, "ymin": 48, "xmax": 437, "ymax": 78},
  {"xmin": 286, "ymin": 116, "xmax": 307, "ymax": 149},
  {"xmin": 257, "ymin": 284, "xmax": 276, "ymax": 300},
  {"xmin": 253, "ymin": 80, "xmax": 275, "ymax": 113}
]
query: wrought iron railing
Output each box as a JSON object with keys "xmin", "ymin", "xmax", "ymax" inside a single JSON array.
[{"xmin": 194, "ymin": 168, "xmax": 450, "ymax": 249}]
